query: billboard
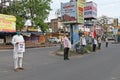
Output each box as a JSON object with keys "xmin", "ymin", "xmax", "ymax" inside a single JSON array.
[
  {"xmin": 0, "ymin": 14, "xmax": 16, "ymax": 32},
  {"xmin": 70, "ymin": 0, "xmax": 85, "ymax": 3},
  {"xmin": 84, "ymin": 1, "xmax": 97, "ymax": 19},
  {"xmin": 77, "ymin": 1, "xmax": 85, "ymax": 24},
  {"xmin": 61, "ymin": 2, "xmax": 77, "ymax": 23},
  {"xmin": 113, "ymin": 18, "xmax": 118, "ymax": 27},
  {"xmin": 77, "ymin": 0, "xmax": 86, "ymax": 3},
  {"xmin": 61, "ymin": 1, "xmax": 85, "ymax": 24}
]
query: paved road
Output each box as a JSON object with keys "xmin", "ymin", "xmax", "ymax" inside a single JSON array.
[{"xmin": 0, "ymin": 43, "xmax": 120, "ymax": 80}]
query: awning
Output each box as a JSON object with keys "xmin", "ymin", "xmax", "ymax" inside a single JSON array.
[{"xmin": 0, "ymin": 32, "xmax": 16, "ymax": 35}]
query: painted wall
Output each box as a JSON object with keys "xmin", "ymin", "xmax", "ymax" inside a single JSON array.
[{"xmin": 70, "ymin": 24, "xmax": 79, "ymax": 45}]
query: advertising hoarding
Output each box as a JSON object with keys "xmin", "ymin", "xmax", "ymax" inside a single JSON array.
[
  {"xmin": 70, "ymin": 0, "xmax": 85, "ymax": 3},
  {"xmin": 77, "ymin": 0, "xmax": 86, "ymax": 3},
  {"xmin": 113, "ymin": 18, "xmax": 118, "ymax": 27},
  {"xmin": 77, "ymin": 1, "xmax": 85, "ymax": 24},
  {"xmin": 0, "ymin": 14, "xmax": 16, "ymax": 32},
  {"xmin": 61, "ymin": 1, "xmax": 85, "ymax": 24},
  {"xmin": 84, "ymin": 1, "xmax": 97, "ymax": 19},
  {"xmin": 61, "ymin": 2, "xmax": 77, "ymax": 23}
]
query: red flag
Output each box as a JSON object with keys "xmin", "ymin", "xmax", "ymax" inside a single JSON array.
[{"xmin": 93, "ymin": 30, "xmax": 96, "ymax": 38}]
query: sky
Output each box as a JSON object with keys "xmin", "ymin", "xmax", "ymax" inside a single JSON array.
[{"xmin": 46, "ymin": 0, "xmax": 120, "ymax": 22}]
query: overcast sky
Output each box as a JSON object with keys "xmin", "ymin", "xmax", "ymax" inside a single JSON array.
[{"xmin": 46, "ymin": 0, "xmax": 120, "ymax": 22}]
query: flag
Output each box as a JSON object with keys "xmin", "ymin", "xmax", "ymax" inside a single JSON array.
[{"xmin": 93, "ymin": 30, "xmax": 96, "ymax": 38}]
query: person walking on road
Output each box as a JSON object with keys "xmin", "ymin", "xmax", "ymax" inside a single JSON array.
[
  {"xmin": 105, "ymin": 37, "xmax": 108, "ymax": 47},
  {"xmin": 63, "ymin": 34, "xmax": 71, "ymax": 60},
  {"xmin": 92, "ymin": 38, "xmax": 98, "ymax": 52},
  {"xmin": 98, "ymin": 36, "xmax": 102, "ymax": 49},
  {"xmin": 12, "ymin": 30, "xmax": 25, "ymax": 72}
]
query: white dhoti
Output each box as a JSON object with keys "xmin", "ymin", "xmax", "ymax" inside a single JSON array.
[
  {"xmin": 13, "ymin": 43, "xmax": 25, "ymax": 69},
  {"xmin": 12, "ymin": 34, "xmax": 25, "ymax": 70},
  {"xmin": 13, "ymin": 52, "xmax": 24, "ymax": 69}
]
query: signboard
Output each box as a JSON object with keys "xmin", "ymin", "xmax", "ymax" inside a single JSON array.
[
  {"xmin": 61, "ymin": 1, "xmax": 85, "ymax": 24},
  {"xmin": 0, "ymin": 14, "xmax": 16, "ymax": 32},
  {"xmin": 84, "ymin": 1, "xmax": 97, "ymax": 19},
  {"xmin": 113, "ymin": 18, "xmax": 118, "ymax": 27},
  {"xmin": 77, "ymin": 1, "xmax": 85, "ymax": 24},
  {"xmin": 77, "ymin": 0, "xmax": 86, "ymax": 3},
  {"xmin": 61, "ymin": 2, "xmax": 77, "ymax": 23},
  {"xmin": 113, "ymin": 28, "xmax": 118, "ymax": 35},
  {"xmin": 18, "ymin": 43, "xmax": 25, "ymax": 52}
]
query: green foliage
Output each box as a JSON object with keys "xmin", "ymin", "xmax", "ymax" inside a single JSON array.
[
  {"xmin": 85, "ymin": 45, "xmax": 92, "ymax": 51},
  {"xmin": 57, "ymin": 44, "xmax": 92, "ymax": 56},
  {"xmin": 16, "ymin": 16, "xmax": 24, "ymax": 30},
  {"xmin": 0, "ymin": 0, "xmax": 52, "ymax": 31},
  {"xmin": 34, "ymin": 18, "xmax": 48, "ymax": 32},
  {"xmin": 98, "ymin": 16, "xmax": 110, "ymax": 32},
  {"xmin": 22, "ymin": 0, "xmax": 51, "ymax": 32}
]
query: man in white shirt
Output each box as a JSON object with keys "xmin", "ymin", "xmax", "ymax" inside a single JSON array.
[
  {"xmin": 63, "ymin": 34, "xmax": 71, "ymax": 60},
  {"xmin": 80, "ymin": 35, "xmax": 87, "ymax": 47},
  {"xmin": 98, "ymin": 36, "xmax": 102, "ymax": 49},
  {"xmin": 80, "ymin": 35, "xmax": 86, "ymax": 54},
  {"xmin": 12, "ymin": 30, "xmax": 25, "ymax": 72},
  {"xmin": 92, "ymin": 38, "xmax": 98, "ymax": 52},
  {"xmin": 105, "ymin": 37, "xmax": 108, "ymax": 47}
]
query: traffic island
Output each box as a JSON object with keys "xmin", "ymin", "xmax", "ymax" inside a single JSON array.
[
  {"xmin": 54, "ymin": 45, "xmax": 92, "ymax": 57},
  {"xmin": 55, "ymin": 50, "xmax": 80, "ymax": 57}
]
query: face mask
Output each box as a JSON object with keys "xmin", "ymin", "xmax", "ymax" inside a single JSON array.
[{"xmin": 16, "ymin": 32, "xmax": 21, "ymax": 35}]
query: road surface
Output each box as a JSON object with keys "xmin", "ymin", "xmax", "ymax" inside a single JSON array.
[{"xmin": 0, "ymin": 43, "xmax": 120, "ymax": 80}]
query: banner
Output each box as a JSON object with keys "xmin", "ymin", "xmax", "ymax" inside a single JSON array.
[
  {"xmin": 61, "ymin": 2, "xmax": 77, "ymax": 23},
  {"xmin": 77, "ymin": 2, "xmax": 85, "ymax": 24},
  {"xmin": 84, "ymin": 1, "xmax": 97, "ymax": 19},
  {"xmin": 77, "ymin": 0, "xmax": 86, "ymax": 4},
  {"xmin": 113, "ymin": 18, "xmax": 118, "ymax": 27},
  {"xmin": 18, "ymin": 43, "xmax": 25, "ymax": 52},
  {"xmin": 0, "ymin": 14, "xmax": 16, "ymax": 32}
]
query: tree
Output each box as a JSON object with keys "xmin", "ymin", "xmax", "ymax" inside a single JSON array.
[
  {"xmin": 0, "ymin": 1, "xmax": 25, "ymax": 30},
  {"xmin": 0, "ymin": 0, "xmax": 52, "ymax": 32},
  {"xmin": 97, "ymin": 16, "xmax": 110, "ymax": 33}
]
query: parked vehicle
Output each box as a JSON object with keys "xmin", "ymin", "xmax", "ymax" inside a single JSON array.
[
  {"xmin": 48, "ymin": 37, "xmax": 60, "ymax": 43},
  {"xmin": 107, "ymin": 34, "xmax": 115, "ymax": 41}
]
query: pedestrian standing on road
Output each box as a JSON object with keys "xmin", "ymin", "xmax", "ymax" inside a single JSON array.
[
  {"xmin": 92, "ymin": 37, "xmax": 98, "ymax": 52},
  {"xmin": 80, "ymin": 35, "xmax": 87, "ymax": 54},
  {"xmin": 63, "ymin": 34, "xmax": 71, "ymax": 60},
  {"xmin": 97, "ymin": 36, "xmax": 102, "ymax": 49},
  {"xmin": 12, "ymin": 30, "xmax": 25, "ymax": 72},
  {"xmin": 105, "ymin": 37, "xmax": 108, "ymax": 47}
]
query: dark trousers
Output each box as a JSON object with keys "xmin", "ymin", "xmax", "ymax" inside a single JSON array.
[
  {"xmin": 64, "ymin": 48, "xmax": 69, "ymax": 60},
  {"xmin": 93, "ymin": 44, "xmax": 96, "ymax": 52},
  {"xmin": 98, "ymin": 43, "xmax": 101, "ymax": 49},
  {"xmin": 81, "ymin": 45, "xmax": 85, "ymax": 54},
  {"xmin": 106, "ymin": 42, "xmax": 108, "ymax": 47}
]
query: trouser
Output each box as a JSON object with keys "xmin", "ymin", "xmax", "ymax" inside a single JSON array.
[
  {"xmin": 81, "ymin": 45, "xmax": 85, "ymax": 54},
  {"xmin": 64, "ymin": 48, "xmax": 69, "ymax": 59},
  {"xmin": 106, "ymin": 42, "xmax": 108, "ymax": 47},
  {"xmin": 98, "ymin": 43, "xmax": 101, "ymax": 49},
  {"xmin": 13, "ymin": 52, "xmax": 23, "ymax": 69},
  {"xmin": 93, "ymin": 44, "xmax": 96, "ymax": 52}
]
